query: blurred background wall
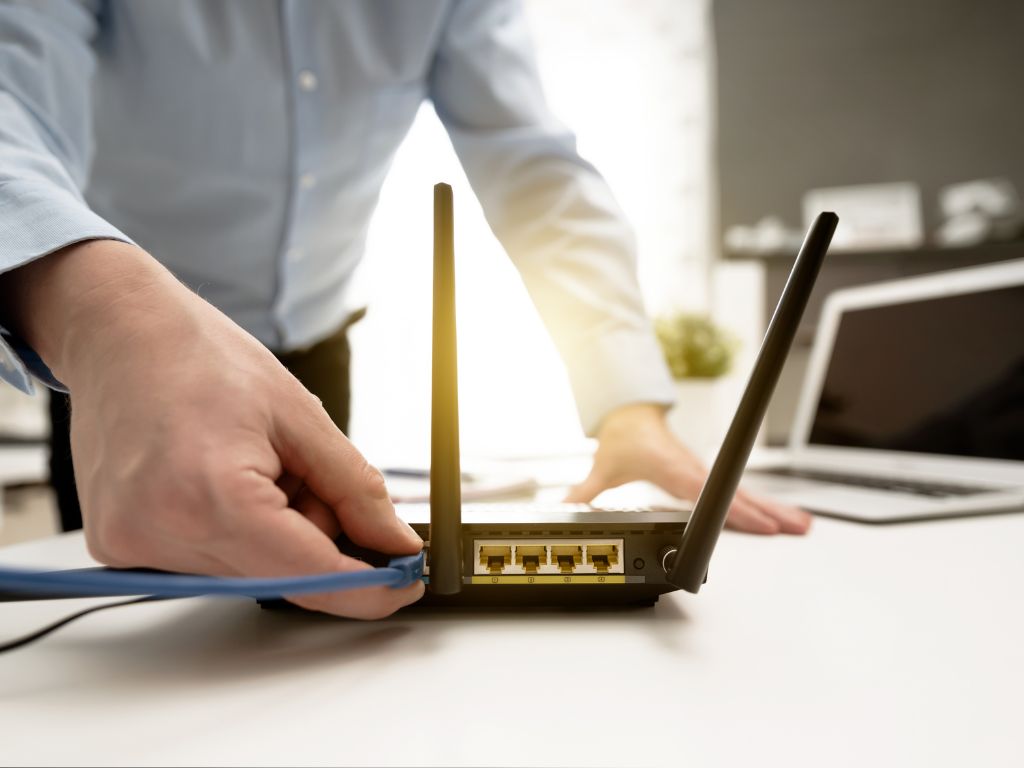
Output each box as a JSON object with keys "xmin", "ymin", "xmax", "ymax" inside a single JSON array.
[{"xmin": 716, "ymin": 0, "xmax": 1024, "ymax": 239}]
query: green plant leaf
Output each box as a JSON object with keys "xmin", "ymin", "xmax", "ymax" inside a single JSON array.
[{"xmin": 655, "ymin": 312, "xmax": 739, "ymax": 380}]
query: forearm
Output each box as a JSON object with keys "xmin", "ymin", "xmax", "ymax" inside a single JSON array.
[
  {"xmin": 448, "ymin": 137, "xmax": 677, "ymax": 432},
  {"xmin": 0, "ymin": 240, "xmax": 188, "ymax": 387},
  {"xmin": 430, "ymin": 0, "xmax": 676, "ymax": 433},
  {"xmin": 516, "ymin": 235, "xmax": 676, "ymax": 434}
]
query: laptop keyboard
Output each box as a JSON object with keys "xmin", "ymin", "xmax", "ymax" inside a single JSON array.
[{"xmin": 758, "ymin": 468, "xmax": 993, "ymax": 498}]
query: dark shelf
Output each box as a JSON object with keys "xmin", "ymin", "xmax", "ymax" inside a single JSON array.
[{"xmin": 723, "ymin": 238, "xmax": 1024, "ymax": 263}]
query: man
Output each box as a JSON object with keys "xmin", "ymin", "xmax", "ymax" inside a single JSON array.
[{"xmin": 0, "ymin": 1, "xmax": 809, "ymax": 620}]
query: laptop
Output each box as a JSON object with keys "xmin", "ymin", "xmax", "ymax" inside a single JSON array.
[{"xmin": 744, "ymin": 259, "xmax": 1024, "ymax": 524}]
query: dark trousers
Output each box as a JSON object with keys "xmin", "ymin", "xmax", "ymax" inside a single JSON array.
[{"xmin": 48, "ymin": 322, "xmax": 356, "ymax": 532}]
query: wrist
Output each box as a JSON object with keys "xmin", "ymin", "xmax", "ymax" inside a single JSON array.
[
  {"xmin": 597, "ymin": 402, "xmax": 669, "ymax": 438},
  {"xmin": 0, "ymin": 240, "xmax": 189, "ymax": 386}
]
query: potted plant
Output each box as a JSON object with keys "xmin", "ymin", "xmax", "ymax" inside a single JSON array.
[{"xmin": 655, "ymin": 312, "xmax": 740, "ymax": 456}]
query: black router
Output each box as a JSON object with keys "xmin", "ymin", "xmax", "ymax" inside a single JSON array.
[{"xmin": 388, "ymin": 183, "xmax": 837, "ymax": 607}]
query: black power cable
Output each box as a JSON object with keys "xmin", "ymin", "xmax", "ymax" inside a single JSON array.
[{"xmin": 0, "ymin": 596, "xmax": 173, "ymax": 654}]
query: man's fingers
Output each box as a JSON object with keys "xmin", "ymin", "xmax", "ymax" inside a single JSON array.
[
  {"xmin": 653, "ymin": 469, "xmax": 795, "ymax": 536},
  {"xmin": 564, "ymin": 470, "xmax": 609, "ymax": 504},
  {"xmin": 724, "ymin": 497, "xmax": 782, "ymax": 535},
  {"xmin": 271, "ymin": 396, "xmax": 422, "ymax": 555},
  {"xmin": 276, "ymin": 471, "xmax": 304, "ymax": 504},
  {"xmin": 292, "ymin": 485, "xmax": 344, "ymax": 540},
  {"xmin": 226, "ymin": 500, "xmax": 424, "ymax": 619},
  {"xmin": 738, "ymin": 489, "xmax": 813, "ymax": 534},
  {"xmin": 654, "ymin": 466, "xmax": 706, "ymax": 506}
]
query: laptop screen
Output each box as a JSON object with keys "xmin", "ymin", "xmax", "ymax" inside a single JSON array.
[{"xmin": 808, "ymin": 283, "xmax": 1024, "ymax": 461}]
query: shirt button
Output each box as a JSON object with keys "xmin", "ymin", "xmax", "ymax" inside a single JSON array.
[
  {"xmin": 297, "ymin": 70, "xmax": 318, "ymax": 92},
  {"xmin": 285, "ymin": 247, "xmax": 304, "ymax": 263},
  {"xmin": 299, "ymin": 173, "xmax": 317, "ymax": 190}
]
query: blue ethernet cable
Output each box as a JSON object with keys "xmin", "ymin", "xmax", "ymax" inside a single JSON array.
[
  {"xmin": 0, "ymin": 552, "xmax": 426, "ymax": 654},
  {"xmin": 0, "ymin": 551, "xmax": 425, "ymax": 599}
]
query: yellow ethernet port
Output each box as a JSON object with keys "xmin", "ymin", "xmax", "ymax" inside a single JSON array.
[
  {"xmin": 479, "ymin": 545, "xmax": 512, "ymax": 574},
  {"xmin": 586, "ymin": 544, "xmax": 619, "ymax": 574},
  {"xmin": 550, "ymin": 545, "xmax": 583, "ymax": 574},
  {"xmin": 514, "ymin": 545, "xmax": 547, "ymax": 574}
]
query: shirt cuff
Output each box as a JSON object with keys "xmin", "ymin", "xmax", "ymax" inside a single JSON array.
[
  {"xmin": 0, "ymin": 328, "xmax": 66, "ymax": 395},
  {"xmin": 0, "ymin": 179, "xmax": 133, "ymax": 396},
  {"xmin": 564, "ymin": 326, "xmax": 678, "ymax": 436},
  {"xmin": 0, "ymin": 179, "xmax": 133, "ymax": 272}
]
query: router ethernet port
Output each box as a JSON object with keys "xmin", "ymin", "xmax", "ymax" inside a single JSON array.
[
  {"xmin": 514, "ymin": 545, "xmax": 547, "ymax": 574},
  {"xmin": 551, "ymin": 545, "xmax": 583, "ymax": 574},
  {"xmin": 479, "ymin": 545, "xmax": 512, "ymax": 574},
  {"xmin": 586, "ymin": 544, "xmax": 619, "ymax": 573}
]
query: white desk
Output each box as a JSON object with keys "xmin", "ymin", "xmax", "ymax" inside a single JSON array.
[{"xmin": 1, "ymin": 513, "xmax": 1022, "ymax": 767}]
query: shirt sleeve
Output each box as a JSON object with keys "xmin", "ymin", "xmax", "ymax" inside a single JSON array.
[
  {"xmin": 0, "ymin": 0, "xmax": 133, "ymax": 393},
  {"xmin": 428, "ymin": 0, "xmax": 676, "ymax": 436}
]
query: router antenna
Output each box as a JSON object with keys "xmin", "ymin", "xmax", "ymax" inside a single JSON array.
[
  {"xmin": 667, "ymin": 212, "xmax": 838, "ymax": 593},
  {"xmin": 429, "ymin": 183, "xmax": 463, "ymax": 595}
]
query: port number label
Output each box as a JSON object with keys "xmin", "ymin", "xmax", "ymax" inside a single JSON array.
[
  {"xmin": 563, "ymin": 576, "xmax": 571, "ymax": 583},
  {"xmin": 491, "ymin": 576, "xmax": 499, "ymax": 583},
  {"xmin": 598, "ymin": 576, "xmax": 606, "ymax": 583}
]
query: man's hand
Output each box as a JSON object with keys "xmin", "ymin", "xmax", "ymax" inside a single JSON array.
[
  {"xmin": 0, "ymin": 241, "xmax": 424, "ymax": 618},
  {"xmin": 564, "ymin": 403, "xmax": 811, "ymax": 535}
]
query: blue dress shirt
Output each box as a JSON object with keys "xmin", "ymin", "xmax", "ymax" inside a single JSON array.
[{"xmin": 0, "ymin": 0, "xmax": 674, "ymax": 434}]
